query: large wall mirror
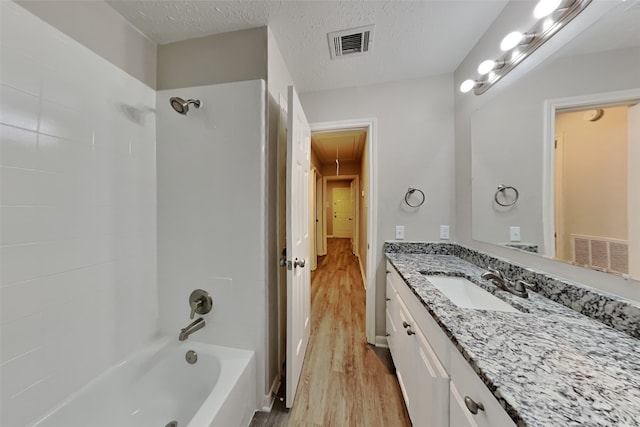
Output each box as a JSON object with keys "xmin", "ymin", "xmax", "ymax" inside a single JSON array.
[{"xmin": 471, "ymin": 2, "xmax": 640, "ymax": 279}]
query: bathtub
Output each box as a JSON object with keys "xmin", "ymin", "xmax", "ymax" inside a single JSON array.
[{"xmin": 33, "ymin": 339, "xmax": 256, "ymax": 427}]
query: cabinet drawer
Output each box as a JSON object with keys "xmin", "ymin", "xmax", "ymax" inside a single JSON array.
[
  {"xmin": 450, "ymin": 382, "xmax": 479, "ymax": 427},
  {"xmin": 450, "ymin": 347, "xmax": 516, "ymax": 427}
]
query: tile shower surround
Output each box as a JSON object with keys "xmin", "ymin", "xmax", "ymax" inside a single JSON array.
[
  {"xmin": 384, "ymin": 242, "xmax": 640, "ymax": 339},
  {"xmin": 1, "ymin": 3, "xmax": 157, "ymax": 425}
]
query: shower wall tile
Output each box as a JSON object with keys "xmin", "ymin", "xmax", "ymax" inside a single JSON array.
[
  {"xmin": 0, "ymin": 125, "xmax": 40, "ymax": 170},
  {"xmin": 0, "ymin": 2, "xmax": 158, "ymax": 425},
  {"xmin": 0, "ymin": 84, "xmax": 40, "ymax": 131}
]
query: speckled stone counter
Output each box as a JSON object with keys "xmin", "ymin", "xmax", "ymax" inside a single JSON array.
[{"xmin": 385, "ymin": 244, "xmax": 640, "ymax": 427}]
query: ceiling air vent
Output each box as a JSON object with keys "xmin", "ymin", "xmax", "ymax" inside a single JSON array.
[{"xmin": 328, "ymin": 25, "xmax": 374, "ymax": 60}]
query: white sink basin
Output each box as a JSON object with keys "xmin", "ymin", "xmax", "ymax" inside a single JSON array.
[{"xmin": 423, "ymin": 276, "xmax": 519, "ymax": 313}]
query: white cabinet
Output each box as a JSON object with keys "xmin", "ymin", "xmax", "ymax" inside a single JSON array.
[
  {"xmin": 387, "ymin": 266, "xmax": 448, "ymax": 427},
  {"xmin": 386, "ymin": 262, "xmax": 515, "ymax": 427}
]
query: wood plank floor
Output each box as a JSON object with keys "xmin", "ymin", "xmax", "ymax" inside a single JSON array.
[{"xmin": 251, "ymin": 238, "xmax": 411, "ymax": 427}]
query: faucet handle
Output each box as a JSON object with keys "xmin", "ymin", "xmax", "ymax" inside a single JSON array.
[
  {"xmin": 488, "ymin": 267, "xmax": 504, "ymax": 279},
  {"xmin": 188, "ymin": 289, "xmax": 213, "ymax": 319},
  {"xmin": 515, "ymin": 280, "xmax": 530, "ymax": 292},
  {"xmin": 190, "ymin": 299, "xmax": 202, "ymax": 319}
]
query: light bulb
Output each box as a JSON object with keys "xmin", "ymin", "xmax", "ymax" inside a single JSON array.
[
  {"xmin": 511, "ymin": 49, "xmax": 521, "ymax": 61},
  {"xmin": 478, "ymin": 60, "xmax": 496, "ymax": 75},
  {"xmin": 542, "ymin": 18, "xmax": 554, "ymax": 32},
  {"xmin": 460, "ymin": 79, "xmax": 476, "ymax": 93},
  {"xmin": 534, "ymin": 0, "xmax": 561, "ymax": 19},
  {"xmin": 500, "ymin": 31, "xmax": 524, "ymax": 51}
]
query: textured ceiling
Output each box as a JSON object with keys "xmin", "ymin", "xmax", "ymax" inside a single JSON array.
[
  {"xmin": 312, "ymin": 129, "xmax": 367, "ymax": 164},
  {"xmin": 107, "ymin": 0, "xmax": 509, "ymax": 92}
]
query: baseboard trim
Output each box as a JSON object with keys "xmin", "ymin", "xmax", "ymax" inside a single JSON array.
[
  {"xmin": 261, "ymin": 375, "xmax": 281, "ymax": 412},
  {"xmin": 375, "ymin": 335, "xmax": 388, "ymax": 348},
  {"xmin": 357, "ymin": 253, "xmax": 366, "ymax": 289}
]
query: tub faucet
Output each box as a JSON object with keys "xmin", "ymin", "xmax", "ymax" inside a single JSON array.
[
  {"xmin": 481, "ymin": 268, "xmax": 529, "ymax": 298},
  {"xmin": 179, "ymin": 317, "xmax": 205, "ymax": 341}
]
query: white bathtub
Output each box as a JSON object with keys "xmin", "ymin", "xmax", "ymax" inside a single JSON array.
[{"xmin": 33, "ymin": 339, "xmax": 256, "ymax": 427}]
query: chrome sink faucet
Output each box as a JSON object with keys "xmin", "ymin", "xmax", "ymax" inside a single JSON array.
[
  {"xmin": 481, "ymin": 268, "xmax": 529, "ymax": 298},
  {"xmin": 179, "ymin": 318, "xmax": 205, "ymax": 341}
]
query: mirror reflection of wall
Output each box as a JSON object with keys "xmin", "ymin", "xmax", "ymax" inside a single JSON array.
[
  {"xmin": 554, "ymin": 104, "xmax": 637, "ymax": 276},
  {"xmin": 470, "ymin": 2, "xmax": 640, "ymax": 280}
]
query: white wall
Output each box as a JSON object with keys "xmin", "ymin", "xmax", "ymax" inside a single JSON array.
[
  {"xmin": 454, "ymin": 2, "xmax": 640, "ymax": 301},
  {"xmin": 0, "ymin": 3, "xmax": 158, "ymax": 426},
  {"xmin": 300, "ymin": 74, "xmax": 455, "ymax": 335},
  {"xmin": 156, "ymin": 80, "xmax": 265, "ymax": 409},
  {"xmin": 157, "ymin": 27, "xmax": 267, "ymax": 91}
]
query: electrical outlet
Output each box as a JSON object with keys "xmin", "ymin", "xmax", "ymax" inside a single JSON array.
[
  {"xmin": 440, "ymin": 225, "xmax": 450, "ymax": 240},
  {"xmin": 510, "ymin": 226, "xmax": 521, "ymax": 242},
  {"xmin": 395, "ymin": 225, "xmax": 405, "ymax": 240}
]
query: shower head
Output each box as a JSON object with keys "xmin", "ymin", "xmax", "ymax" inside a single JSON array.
[{"xmin": 169, "ymin": 97, "xmax": 201, "ymax": 115}]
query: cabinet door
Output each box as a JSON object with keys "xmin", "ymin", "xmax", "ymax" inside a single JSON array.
[
  {"xmin": 386, "ymin": 306, "xmax": 398, "ymax": 362},
  {"xmin": 412, "ymin": 326, "xmax": 449, "ymax": 427},
  {"xmin": 397, "ymin": 297, "xmax": 449, "ymax": 427},
  {"xmin": 450, "ymin": 383, "xmax": 479, "ymax": 427}
]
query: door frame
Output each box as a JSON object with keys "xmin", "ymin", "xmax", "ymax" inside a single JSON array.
[
  {"xmin": 542, "ymin": 88, "xmax": 640, "ymax": 259},
  {"xmin": 310, "ymin": 167, "xmax": 318, "ymax": 270},
  {"xmin": 310, "ymin": 118, "xmax": 378, "ymax": 345},
  {"xmin": 323, "ymin": 175, "xmax": 359, "ymax": 250}
]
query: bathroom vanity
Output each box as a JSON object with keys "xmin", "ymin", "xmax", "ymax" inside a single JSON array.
[{"xmin": 385, "ymin": 242, "xmax": 640, "ymax": 427}]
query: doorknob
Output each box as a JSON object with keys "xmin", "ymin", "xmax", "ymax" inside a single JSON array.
[{"xmin": 294, "ymin": 258, "xmax": 306, "ymax": 268}]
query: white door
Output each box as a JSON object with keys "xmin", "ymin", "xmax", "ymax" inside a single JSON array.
[
  {"xmin": 286, "ymin": 86, "xmax": 311, "ymax": 408},
  {"xmin": 333, "ymin": 186, "xmax": 353, "ymax": 238}
]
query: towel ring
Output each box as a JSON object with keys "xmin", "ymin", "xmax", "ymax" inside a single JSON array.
[
  {"xmin": 494, "ymin": 185, "xmax": 519, "ymax": 207},
  {"xmin": 405, "ymin": 187, "xmax": 425, "ymax": 208}
]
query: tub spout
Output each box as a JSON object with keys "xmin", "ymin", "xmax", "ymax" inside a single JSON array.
[{"xmin": 179, "ymin": 317, "xmax": 205, "ymax": 341}]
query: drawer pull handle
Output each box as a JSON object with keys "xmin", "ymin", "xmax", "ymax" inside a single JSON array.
[
  {"xmin": 406, "ymin": 329, "xmax": 415, "ymax": 336},
  {"xmin": 402, "ymin": 321, "xmax": 410, "ymax": 328},
  {"xmin": 464, "ymin": 396, "xmax": 485, "ymax": 415},
  {"xmin": 386, "ymin": 297, "xmax": 391, "ymax": 301}
]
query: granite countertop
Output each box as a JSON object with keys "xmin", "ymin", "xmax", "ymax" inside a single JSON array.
[{"xmin": 386, "ymin": 252, "xmax": 640, "ymax": 427}]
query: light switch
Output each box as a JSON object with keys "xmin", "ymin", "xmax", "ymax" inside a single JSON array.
[
  {"xmin": 440, "ymin": 225, "xmax": 450, "ymax": 240},
  {"xmin": 395, "ymin": 225, "xmax": 405, "ymax": 240},
  {"xmin": 510, "ymin": 226, "xmax": 521, "ymax": 242}
]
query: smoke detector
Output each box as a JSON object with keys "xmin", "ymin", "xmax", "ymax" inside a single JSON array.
[{"xmin": 327, "ymin": 25, "xmax": 374, "ymax": 59}]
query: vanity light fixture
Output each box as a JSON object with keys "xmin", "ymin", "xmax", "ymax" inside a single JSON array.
[
  {"xmin": 477, "ymin": 59, "xmax": 505, "ymax": 75},
  {"xmin": 500, "ymin": 31, "xmax": 527, "ymax": 51},
  {"xmin": 534, "ymin": 0, "xmax": 562, "ymax": 19},
  {"xmin": 460, "ymin": 79, "xmax": 477, "ymax": 93},
  {"xmin": 460, "ymin": 0, "xmax": 591, "ymax": 95}
]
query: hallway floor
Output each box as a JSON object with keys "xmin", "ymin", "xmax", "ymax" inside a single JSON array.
[{"xmin": 250, "ymin": 238, "xmax": 411, "ymax": 426}]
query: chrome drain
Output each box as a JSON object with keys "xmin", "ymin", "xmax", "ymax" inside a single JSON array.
[
  {"xmin": 185, "ymin": 350, "xmax": 197, "ymax": 364},
  {"xmin": 166, "ymin": 422, "xmax": 178, "ymax": 427}
]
